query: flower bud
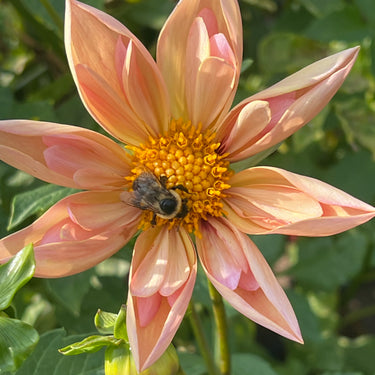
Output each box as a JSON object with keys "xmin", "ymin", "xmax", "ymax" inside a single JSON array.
[{"xmin": 105, "ymin": 343, "xmax": 180, "ymax": 375}]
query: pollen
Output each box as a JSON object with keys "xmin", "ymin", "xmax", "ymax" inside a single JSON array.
[{"xmin": 126, "ymin": 119, "xmax": 232, "ymax": 236}]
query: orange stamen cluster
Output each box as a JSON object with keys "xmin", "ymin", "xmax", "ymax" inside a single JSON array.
[{"xmin": 126, "ymin": 119, "xmax": 232, "ymax": 235}]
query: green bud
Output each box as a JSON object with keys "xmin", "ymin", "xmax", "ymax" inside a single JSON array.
[{"xmin": 105, "ymin": 343, "xmax": 180, "ymax": 375}]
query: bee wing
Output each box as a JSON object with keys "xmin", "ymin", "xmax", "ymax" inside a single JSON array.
[{"xmin": 120, "ymin": 189, "xmax": 165, "ymax": 215}]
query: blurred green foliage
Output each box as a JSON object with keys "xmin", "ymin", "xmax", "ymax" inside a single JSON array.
[{"xmin": 1, "ymin": 0, "xmax": 375, "ymax": 374}]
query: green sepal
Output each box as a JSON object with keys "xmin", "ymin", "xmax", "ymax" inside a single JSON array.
[
  {"xmin": 59, "ymin": 335, "xmax": 122, "ymax": 355},
  {"xmin": 94, "ymin": 309, "xmax": 118, "ymax": 334},
  {"xmin": 114, "ymin": 304, "xmax": 128, "ymax": 341}
]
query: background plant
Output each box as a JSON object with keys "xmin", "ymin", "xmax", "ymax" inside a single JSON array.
[{"xmin": 0, "ymin": 0, "xmax": 375, "ymax": 374}]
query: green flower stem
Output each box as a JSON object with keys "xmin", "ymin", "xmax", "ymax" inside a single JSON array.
[
  {"xmin": 208, "ymin": 280, "xmax": 231, "ymax": 375},
  {"xmin": 188, "ymin": 300, "xmax": 219, "ymax": 375}
]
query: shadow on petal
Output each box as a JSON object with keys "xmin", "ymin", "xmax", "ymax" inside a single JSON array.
[
  {"xmin": 127, "ymin": 226, "xmax": 197, "ymax": 371},
  {"xmin": 0, "ymin": 191, "xmax": 141, "ymax": 277},
  {"xmin": 225, "ymin": 167, "xmax": 375, "ymax": 236},
  {"xmin": 197, "ymin": 217, "xmax": 303, "ymax": 343}
]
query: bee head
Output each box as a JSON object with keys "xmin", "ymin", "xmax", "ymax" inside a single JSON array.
[{"xmin": 160, "ymin": 198, "xmax": 178, "ymax": 215}]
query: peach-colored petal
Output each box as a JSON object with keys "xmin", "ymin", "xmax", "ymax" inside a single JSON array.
[
  {"xmin": 217, "ymin": 47, "xmax": 360, "ymax": 161},
  {"xmin": 0, "ymin": 120, "xmax": 130, "ymax": 190},
  {"xmin": 220, "ymin": 100, "xmax": 272, "ymax": 154},
  {"xmin": 130, "ymin": 226, "xmax": 190, "ymax": 298},
  {"xmin": 0, "ymin": 191, "xmax": 141, "ymax": 277},
  {"xmin": 197, "ymin": 217, "xmax": 302, "ymax": 343},
  {"xmin": 157, "ymin": 0, "xmax": 242, "ymax": 124},
  {"xmin": 73, "ymin": 64, "xmax": 148, "ymax": 146},
  {"xmin": 127, "ymin": 226, "xmax": 196, "ymax": 371},
  {"xmin": 65, "ymin": 0, "xmax": 169, "ymax": 144},
  {"xmin": 185, "ymin": 16, "xmax": 236, "ymax": 128},
  {"xmin": 225, "ymin": 167, "xmax": 375, "ymax": 236},
  {"xmin": 119, "ymin": 38, "xmax": 170, "ymax": 135}
]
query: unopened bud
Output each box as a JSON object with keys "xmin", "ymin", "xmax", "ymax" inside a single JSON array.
[{"xmin": 105, "ymin": 343, "xmax": 180, "ymax": 375}]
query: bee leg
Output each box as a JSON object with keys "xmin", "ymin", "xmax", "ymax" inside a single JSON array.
[
  {"xmin": 151, "ymin": 213, "xmax": 157, "ymax": 226},
  {"xmin": 173, "ymin": 184, "xmax": 189, "ymax": 193}
]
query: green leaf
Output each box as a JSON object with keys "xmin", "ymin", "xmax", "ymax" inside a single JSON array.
[
  {"xmin": 355, "ymin": 0, "xmax": 375, "ymax": 25},
  {"xmin": 0, "ymin": 244, "xmax": 35, "ymax": 310},
  {"xmin": 241, "ymin": 0, "xmax": 277, "ymax": 12},
  {"xmin": 94, "ymin": 310, "xmax": 117, "ymax": 335},
  {"xmin": 123, "ymin": 0, "xmax": 174, "ymax": 29},
  {"xmin": 342, "ymin": 336, "xmax": 375, "ymax": 374},
  {"xmin": 19, "ymin": 0, "xmax": 64, "ymax": 34},
  {"xmin": 178, "ymin": 353, "xmax": 206, "ymax": 375},
  {"xmin": 46, "ymin": 270, "xmax": 93, "ymax": 316},
  {"xmin": 8, "ymin": 185, "xmax": 77, "ymax": 230},
  {"xmin": 318, "ymin": 151, "xmax": 375, "ymax": 204},
  {"xmin": 300, "ymin": 337, "xmax": 346, "ymax": 372},
  {"xmin": 55, "ymin": 95, "xmax": 98, "ymax": 130},
  {"xmin": 298, "ymin": 0, "xmax": 345, "ymax": 18},
  {"xmin": 232, "ymin": 353, "xmax": 278, "ymax": 375},
  {"xmin": 192, "ymin": 266, "xmax": 210, "ymax": 308},
  {"xmin": 288, "ymin": 231, "xmax": 367, "ymax": 291},
  {"xmin": 304, "ymin": 5, "xmax": 368, "ymax": 42},
  {"xmin": 0, "ymin": 316, "xmax": 39, "ymax": 372},
  {"xmin": 15, "ymin": 329, "xmax": 105, "ymax": 375},
  {"xmin": 0, "ymin": 87, "xmax": 16, "ymax": 120},
  {"xmin": 53, "ymin": 274, "xmax": 127, "ymax": 334},
  {"xmin": 250, "ymin": 234, "xmax": 285, "ymax": 266},
  {"xmin": 336, "ymin": 99, "xmax": 375, "ymax": 159},
  {"xmin": 11, "ymin": 0, "xmax": 65, "ymax": 58},
  {"xmin": 320, "ymin": 372, "xmax": 362, "ymax": 375},
  {"xmin": 258, "ymin": 33, "xmax": 327, "ymax": 74},
  {"xmin": 59, "ymin": 335, "xmax": 121, "ymax": 356},
  {"xmin": 231, "ymin": 142, "xmax": 282, "ymax": 172},
  {"xmin": 240, "ymin": 58, "xmax": 254, "ymax": 73},
  {"xmin": 286, "ymin": 290, "xmax": 322, "ymax": 343}
]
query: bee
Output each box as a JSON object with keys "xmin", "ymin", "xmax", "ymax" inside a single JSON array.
[{"xmin": 121, "ymin": 172, "xmax": 189, "ymax": 225}]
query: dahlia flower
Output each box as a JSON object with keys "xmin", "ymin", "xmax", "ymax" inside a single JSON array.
[{"xmin": 0, "ymin": 0, "xmax": 374, "ymax": 371}]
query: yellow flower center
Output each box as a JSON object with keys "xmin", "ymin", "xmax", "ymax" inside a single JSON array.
[{"xmin": 126, "ymin": 119, "xmax": 232, "ymax": 235}]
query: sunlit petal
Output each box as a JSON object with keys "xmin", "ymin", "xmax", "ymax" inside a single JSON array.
[
  {"xmin": 0, "ymin": 192, "xmax": 141, "ymax": 277},
  {"xmin": 65, "ymin": 0, "xmax": 169, "ymax": 144},
  {"xmin": 217, "ymin": 47, "xmax": 360, "ymax": 161},
  {"xmin": 225, "ymin": 167, "xmax": 375, "ymax": 235},
  {"xmin": 0, "ymin": 120, "xmax": 130, "ymax": 190},
  {"xmin": 197, "ymin": 217, "xmax": 302, "ymax": 342},
  {"xmin": 157, "ymin": 0, "xmax": 242, "ymax": 124},
  {"xmin": 127, "ymin": 227, "xmax": 196, "ymax": 371}
]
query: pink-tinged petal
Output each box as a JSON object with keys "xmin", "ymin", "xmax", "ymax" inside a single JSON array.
[
  {"xmin": 197, "ymin": 217, "xmax": 302, "ymax": 343},
  {"xmin": 185, "ymin": 16, "xmax": 237, "ymax": 128},
  {"xmin": 217, "ymin": 47, "xmax": 360, "ymax": 161},
  {"xmin": 225, "ymin": 167, "xmax": 375, "ymax": 236},
  {"xmin": 130, "ymin": 227, "xmax": 192, "ymax": 298},
  {"xmin": 157, "ymin": 0, "xmax": 242, "ymax": 123},
  {"xmin": 127, "ymin": 226, "xmax": 196, "ymax": 371},
  {"xmin": 0, "ymin": 120, "xmax": 130, "ymax": 190},
  {"xmin": 65, "ymin": 0, "xmax": 169, "ymax": 144},
  {"xmin": 73, "ymin": 64, "xmax": 148, "ymax": 146},
  {"xmin": 119, "ymin": 39, "xmax": 170, "ymax": 135},
  {"xmin": 130, "ymin": 228, "xmax": 169, "ymax": 297},
  {"xmin": 0, "ymin": 192, "xmax": 141, "ymax": 277},
  {"xmin": 220, "ymin": 100, "xmax": 272, "ymax": 154}
]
